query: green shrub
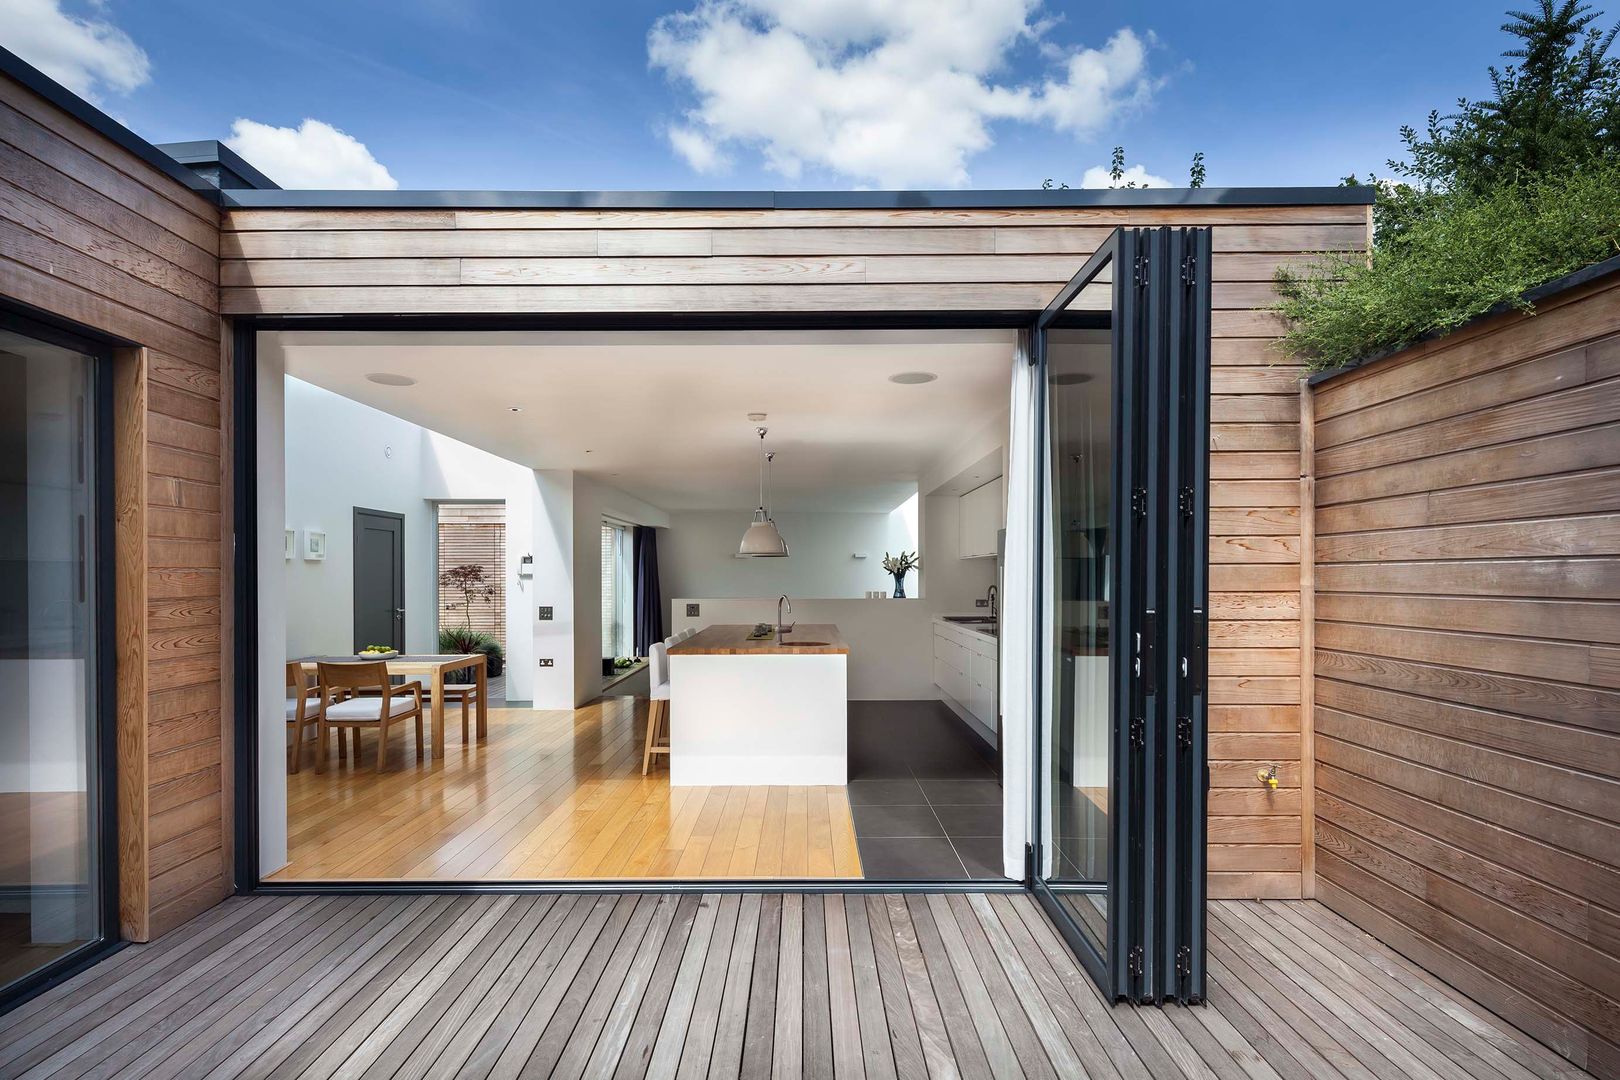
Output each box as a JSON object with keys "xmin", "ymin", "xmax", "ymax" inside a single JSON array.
[
  {"xmin": 1275, "ymin": 164, "xmax": 1620, "ymax": 370},
  {"xmin": 438, "ymin": 626, "xmax": 505, "ymax": 678},
  {"xmin": 1275, "ymin": 2, "xmax": 1620, "ymax": 369}
]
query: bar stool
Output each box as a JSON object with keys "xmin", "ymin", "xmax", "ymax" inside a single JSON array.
[{"xmin": 641, "ymin": 640, "xmax": 671, "ymax": 774}]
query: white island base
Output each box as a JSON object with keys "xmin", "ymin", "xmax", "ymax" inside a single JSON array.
[{"xmin": 667, "ymin": 625, "xmax": 849, "ymax": 787}]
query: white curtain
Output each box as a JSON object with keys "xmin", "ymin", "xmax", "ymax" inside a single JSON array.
[
  {"xmin": 613, "ymin": 524, "xmax": 635, "ymax": 658},
  {"xmin": 1002, "ymin": 330, "xmax": 1040, "ymax": 879}
]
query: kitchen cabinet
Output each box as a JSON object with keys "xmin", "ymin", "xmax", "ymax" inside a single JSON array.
[
  {"xmin": 932, "ymin": 619, "xmax": 997, "ymax": 735},
  {"xmin": 958, "ymin": 476, "xmax": 1003, "ymax": 559}
]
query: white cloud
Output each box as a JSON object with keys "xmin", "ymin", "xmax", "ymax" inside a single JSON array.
[
  {"xmin": 0, "ymin": 0, "xmax": 150, "ymax": 101},
  {"xmin": 1080, "ymin": 162, "xmax": 1170, "ymax": 188},
  {"xmin": 647, "ymin": 0, "xmax": 1158, "ymax": 188},
  {"xmin": 668, "ymin": 125, "xmax": 728, "ymax": 173},
  {"xmin": 225, "ymin": 118, "xmax": 398, "ymax": 190}
]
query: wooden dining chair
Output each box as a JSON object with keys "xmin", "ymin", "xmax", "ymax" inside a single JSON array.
[
  {"xmin": 392, "ymin": 676, "xmax": 481, "ymax": 742},
  {"xmin": 315, "ymin": 661, "xmax": 424, "ymax": 773}
]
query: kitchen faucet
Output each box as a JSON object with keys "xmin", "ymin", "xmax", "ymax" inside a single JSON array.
[
  {"xmin": 777, "ymin": 595, "xmax": 794, "ymax": 642},
  {"xmin": 986, "ymin": 584, "xmax": 998, "ymax": 620}
]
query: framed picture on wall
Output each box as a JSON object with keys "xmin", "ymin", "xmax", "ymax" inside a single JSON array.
[{"xmin": 303, "ymin": 529, "xmax": 326, "ymax": 561}]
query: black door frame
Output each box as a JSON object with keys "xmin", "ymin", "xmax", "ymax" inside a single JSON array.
[
  {"xmin": 227, "ymin": 293, "xmax": 1207, "ymax": 996},
  {"xmin": 0, "ymin": 302, "xmax": 122, "ymax": 1013},
  {"xmin": 1028, "ymin": 227, "xmax": 1210, "ymax": 1003},
  {"xmin": 352, "ymin": 507, "xmax": 407, "ymax": 652}
]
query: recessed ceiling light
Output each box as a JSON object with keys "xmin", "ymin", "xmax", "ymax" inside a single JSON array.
[
  {"xmin": 1051, "ymin": 372, "xmax": 1093, "ymax": 385},
  {"xmin": 365, "ymin": 372, "xmax": 416, "ymax": 387},
  {"xmin": 509, "ymin": 406, "xmax": 523, "ymax": 413},
  {"xmin": 888, "ymin": 371, "xmax": 937, "ymax": 385}
]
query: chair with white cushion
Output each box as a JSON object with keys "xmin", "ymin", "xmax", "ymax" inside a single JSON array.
[
  {"xmin": 392, "ymin": 676, "xmax": 482, "ymax": 742},
  {"xmin": 641, "ymin": 641, "xmax": 671, "ymax": 774},
  {"xmin": 315, "ymin": 661, "xmax": 424, "ymax": 773},
  {"xmin": 676, "ymin": 627, "xmax": 698, "ymax": 643},
  {"xmin": 285, "ymin": 662, "xmax": 345, "ymax": 773}
]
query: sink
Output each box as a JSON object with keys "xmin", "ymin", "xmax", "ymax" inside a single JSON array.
[{"xmin": 943, "ymin": 615, "xmax": 997, "ymax": 625}]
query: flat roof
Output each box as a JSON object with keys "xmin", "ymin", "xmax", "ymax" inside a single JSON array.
[
  {"xmin": 219, "ymin": 186, "xmax": 1373, "ymax": 209},
  {"xmin": 1, "ymin": 43, "xmax": 1375, "ymax": 211}
]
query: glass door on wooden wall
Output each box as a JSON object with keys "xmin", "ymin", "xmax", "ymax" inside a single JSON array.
[
  {"xmin": 1032, "ymin": 227, "xmax": 1209, "ymax": 1003},
  {"xmin": 0, "ymin": 315, "xmax": 112, "ymax": 1003}
]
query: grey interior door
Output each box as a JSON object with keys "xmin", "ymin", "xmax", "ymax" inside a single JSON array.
[{"xmin": 353, "ymin": 508, "xmax": 405, "ymax": 651}]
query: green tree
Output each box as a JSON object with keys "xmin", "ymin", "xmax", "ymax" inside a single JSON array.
[{"xmin": 1276, "ymin": 2, "xmax": 1620, "ymax": 368}]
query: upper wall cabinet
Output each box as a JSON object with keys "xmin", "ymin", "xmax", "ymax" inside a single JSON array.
[{"xmin": 958, "ymin": 476, "xmax": 1004, "ymax": 559}]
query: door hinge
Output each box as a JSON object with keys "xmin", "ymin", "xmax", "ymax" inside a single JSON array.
[
  {"xmin": 1178, "ymin": 486, "xmax": 1194, "ymax": 517},
  {"xmin": 1177, "ymin": 714, "xmax": 1193, "ymax": 748},
  {"xmin": 1176, "ymin": 945, "xmax": 1191, "ymax": 978},
  {"xmin": 1131, "ymin": 487, "xmax": 1148, "ymax": 517},
  {"xmin": 1133, "ymin": 252, "xmax": 1149, "ymax": 288},
  {"xmin": 1127, "ymin": 946, "xmax": 1144, "ymax": 977},
  {"xmin": 1128, "ymin": 715, "xmax": 1146, "ymax": 748},
  {"xmin": 1180, "ymin": 253, "xmax": 1197, "ymax": 287}
]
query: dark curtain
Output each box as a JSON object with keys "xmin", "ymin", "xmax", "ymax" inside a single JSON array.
[{"xmin": 632, "ymin": 526, "xmax": 664, "ymax": 657}]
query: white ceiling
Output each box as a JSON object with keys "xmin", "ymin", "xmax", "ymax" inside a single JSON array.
[{"xmin": 265, "ymin": 329, "xmax": 1015, "ymax": 513}]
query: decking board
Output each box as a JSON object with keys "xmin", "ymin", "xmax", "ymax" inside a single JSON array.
[{"xmin": 1, "ymin": 894, "xmax": 1589, "ymax": 1079}]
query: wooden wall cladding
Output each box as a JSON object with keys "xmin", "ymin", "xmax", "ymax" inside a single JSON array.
[
  {"xmin": 223, "ymin": 201, "xmax": 1368, "ymax": 900},
  {"xmin": 0, "ymin": 74, "xmax": 225, "ymax": 940},
  {"xmin": 1311, "ymin": 271, "xmax": 1620, "ymax": 1079}
]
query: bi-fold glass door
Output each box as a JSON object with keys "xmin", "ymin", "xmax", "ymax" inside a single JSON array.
[{"xmin": 1032, "ymin": 227, "xmax": 1209, "ymax": 1003}]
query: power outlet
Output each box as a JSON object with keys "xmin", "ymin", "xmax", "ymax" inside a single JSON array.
[
  {"xmin": 538, "ymin": 658, "xmax": 554, "ymax": 667},
  {"xmin": 686, "ymin": 603, "xmax": 700, "ymax": 617},
  {"xmin": 975, "ymin": 598, "xmax": 989, "ymax": 608},
  {"xmin": 538, "ymin": 605, "xmax": 553, "ymax": 621}
]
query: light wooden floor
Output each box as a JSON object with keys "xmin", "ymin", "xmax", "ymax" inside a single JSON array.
[
  {"xmin": 0, "ymin": 893, "xmax": 1591, "ymax": 1080},
  {"xmin": 270, "ymin": 695, "xmax": 863, "ymax": 881}
]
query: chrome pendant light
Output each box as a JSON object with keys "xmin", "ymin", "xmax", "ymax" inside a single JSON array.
[{"xmin": 739, "ymin": 426, "xmax": 789, "ymax": 557}]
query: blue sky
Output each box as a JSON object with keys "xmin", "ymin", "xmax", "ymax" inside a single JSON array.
[{"xmin": 5, "ymin": 0, "xmax": 1518, "ymax": 191}]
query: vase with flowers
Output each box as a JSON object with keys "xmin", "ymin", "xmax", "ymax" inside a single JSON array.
[{"xmin": 882, "ymin": 550, "xmax": 921, "ymax": 598}]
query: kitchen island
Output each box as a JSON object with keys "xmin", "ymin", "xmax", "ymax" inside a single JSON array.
[{"xmin": 667, "ymin": 624, "xmax": 849, "ymax": 786}]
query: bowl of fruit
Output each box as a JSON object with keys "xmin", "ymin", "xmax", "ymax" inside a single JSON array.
[{"xmin": 357, "ymin": 644, "xmax": 398, "ymax": 660}]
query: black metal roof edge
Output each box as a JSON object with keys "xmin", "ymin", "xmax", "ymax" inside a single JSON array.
[
  {"xmin": 155, "ymin": 140, "xmax": 281, "ymax": 190},
  {"xmin": 220, "ymin": 184, "xmax": 1374, "ymax": 210},
  {"xmin": 1307, "ymin": 251, "xmax": 1620, "ymax": 385},
  {"xmin": 0, "ymin": 44, "xmax": 221, "ymax": 199}
]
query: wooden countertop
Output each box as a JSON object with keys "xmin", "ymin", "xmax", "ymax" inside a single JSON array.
[{"xmin": 669, "ymin": 624, "xmax": 850, "ymax": 655}]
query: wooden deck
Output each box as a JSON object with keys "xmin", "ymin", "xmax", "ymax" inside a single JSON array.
[{"xmin": 0, "ymin": 894, "xmax": 1591, "ymax": 1080}]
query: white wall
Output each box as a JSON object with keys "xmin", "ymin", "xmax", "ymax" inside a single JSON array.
[
  {"xmin": 282, "ymin": 378, "xmax": 536, "ymax": 699},
  {"xmin": 571, "ymin": 476, "xmax": 670, "ymax": 707},
  {"xmin": 671, "ymin": 485, "xmax": 996, "ymax": 701},
  {"xmin": 257, "ymin": 348, "xmax": 288, "ymax": 873},
  {"xmin": 660, "ymin": 505, "xmax": 917, "ymax": 601}
]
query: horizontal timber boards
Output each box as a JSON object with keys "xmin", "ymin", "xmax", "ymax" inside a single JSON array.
[
  {"xmin": 1310, "ymin": 268, "xmax": 1620, "ymax": 1078},
  {"xmin": 217, "ymin": 197, "xmax": 1359, "ymax": 900},
  {"xmin": 0, "ymin": 71, "xmax": 226, "ymax": 941}
]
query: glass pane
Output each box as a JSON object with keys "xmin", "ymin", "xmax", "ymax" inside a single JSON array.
[
  {"xmin": 0, "ymin": 329, "xmax": 102, "ymax": 992},
  {"xmin": 1042, "ymin": 315, "xmax": 1113, "ymax": 951}
]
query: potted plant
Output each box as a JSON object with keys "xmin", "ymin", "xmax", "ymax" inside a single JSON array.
[{"xmin": 882, "ymin": 550, "xmax": 921, "ymax": 598}]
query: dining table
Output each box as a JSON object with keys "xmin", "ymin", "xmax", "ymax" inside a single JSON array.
[{"xmin": 296, "ymin": 652, "xmax": 487, "ymax": 761}]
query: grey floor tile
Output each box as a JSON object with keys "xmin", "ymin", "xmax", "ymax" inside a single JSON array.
[
  {"xmin": 847, "ymin": 779, "xmax": 926, "ymax": 805},
  {"xmin": 920, "ymin": 779, "xmax": 1002, "ymax": 805},
  {"xmin": 855, "ymin": 836, "xmax": 966, "ymax": 879},
  {"xmin": 932, "ymin": 803, "xmax": 1002, "ymax": 838},
  {"xmin": 850, "ymin": 802, "xmax": 944, "ymax": 838},
  {"xmin": 951, "ymin": 835, "xmax": 1009, "ymax": 879}
]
